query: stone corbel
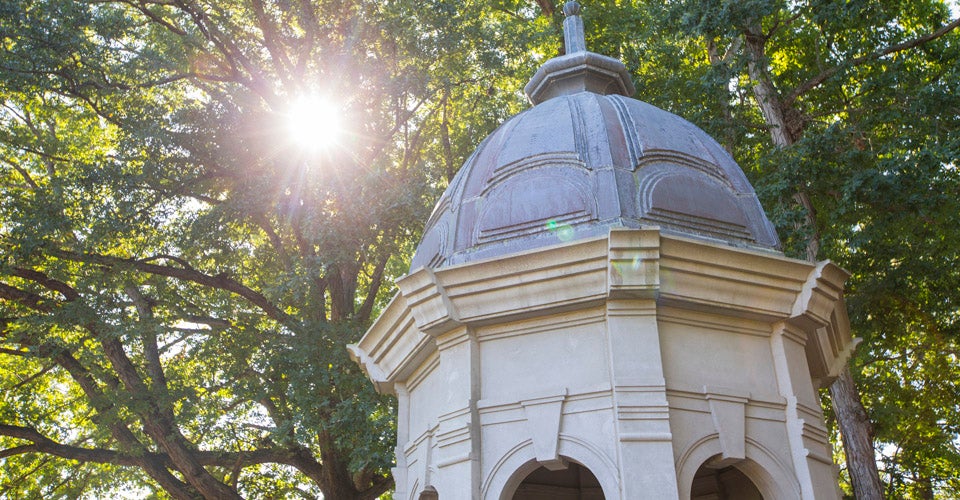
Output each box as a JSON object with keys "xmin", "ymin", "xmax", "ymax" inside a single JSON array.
[
  {"xmin": 346, "ymin": 344, "xmax": 391, "ymax": 393},
  {"xmin": 704, "ymin": 386, "xmax": 749, "ymax": 467},
  {"xmin": 398, "ymin": 267, "xmax": 462, "ymax": 337},
  {"xmin": 607, "ymin": 228, "xmax": 660, "ymax": 299},
  {"xmin": 789, "ymin": 261, "xmax": 848, "ymax": 329},
  {"xmin": 521, "ymin": 389, "xmax": 569, "ymax": 470},
  {"xmin": 788, "ymin": 261, "xmax": 856, "ymax": 385}
]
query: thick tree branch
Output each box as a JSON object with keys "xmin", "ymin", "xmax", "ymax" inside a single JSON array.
[
  {"xmin": 289, "ymin": 216, "xmax": 329, "ymax": 322},
  {"xmin": 136, "ymin": 254, "xmax": 196, "ymax": 271},
  {"xmin": 172, "ymin": 0, "xmax": 281, "ymax": 108},
  {"xmin": 0, "ymin": 424, "xmax": 317, "ymax": 469},
  {"xmin": 0, "ymin": 347, "xmax": 31, "ymax": 356},
  {"xmin": 54, "ymin": 349, "xmax": 197, "ymax": 499},
  {"xmin": 356, "ymin": 253, "xmax": 390, "ymax": 325},
  {"xmin": 786, "ymin": 17, "xmax": 960, "ymax": 106},
  {"xmin": 250, "ymin": 0, "xmax": 295, "ymax": 88},
  {"xmin": 0, "ymin": 424, "xmax": 150, "ymax": 466},
  {"xmin": 0, "ymin": 281, "xmax": 53, "ymax": 313},
  {"xmin": 326, "ymin": 264, "xmax": 349, "ymax": 322},
  {"xmin": 8, "ymin": 362, "xmax": 58, "ymax": 390},
  {"xmin": 295, "ymin": 0, "xmax": 318, "ymax": 78},
  {"xmin": 120, "ymin": 0, "xmax": 190, "ymax": 37},
  {"xmin": 9, "ymin": 268, "xmax": 81, "ymax": 301},
  {"xmin": 831, "ymin": 368, "xmax": 884, "ymax": 499},
  {"xmin": 0, "ymin": 277, "xmax": 198, "ymax": 498},
  {"xmin": 97, "ymin": 333, "xmax": 243, "ymax": 499},
  {"xmin": 47, "ymin": 248, "xmax": 297, "ymax": 328},
  {"xmin": 0, "ymin": 444, "xmax": 38, "ymax": 460},
  {"xmin": 252, "ymin": 213, "xmax": 293, "ymax": 272},
  {"xmin": 535, "ymin": 0, "xmax": 554, "ymax": 17},
  {"xmin": 359, "ymin": 475, "xmax": 394, "ymax": 500},
  {"xmin": 1, "ymin": 156, "xmax": 40, "ymax": 190},
  {"xmin": 744, "ymin": 26, "xmax": 795, "ymax": 147},
  {"xmin": 124, "ymin": 284, "xmax": 168, "ymax": 395},
  {"xmin": 738, "ymin": 14, "xmax": 890, "ymax": 499}
]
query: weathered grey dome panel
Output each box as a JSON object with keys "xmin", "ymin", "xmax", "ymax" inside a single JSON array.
[
  {"xmin": 409, "ymin": 5, "xmax": 779, "ymax": 271},
  {"xmin": 410, "ymin": 91, "xmax": 780, "ymax": 270}
]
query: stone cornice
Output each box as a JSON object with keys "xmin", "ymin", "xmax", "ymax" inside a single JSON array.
[
  {"xmin": 351, "ymin": 228, "xmax": 854, "ymax": 395},
  {"xmin": 786, "ymin": 261, "xmax": 857, "ymax": 386}
]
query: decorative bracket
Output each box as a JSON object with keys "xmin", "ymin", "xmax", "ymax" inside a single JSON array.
[{"xmin": 522, "ymin": 390, "xmax": 568, "ymax": 470}]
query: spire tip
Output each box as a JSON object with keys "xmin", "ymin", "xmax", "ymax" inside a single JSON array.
[{"xmin": 563, "ymin": 1, "xmax": 581, "ymax": 17}]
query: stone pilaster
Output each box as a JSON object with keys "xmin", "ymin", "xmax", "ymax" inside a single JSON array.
[{"xmin": 606, "ymin": 229, "xmax": 679, "ymax": 498}]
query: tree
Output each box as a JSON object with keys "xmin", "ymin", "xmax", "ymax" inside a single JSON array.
[
  {"xmin": 597, "ymin": 0, "xmax": 960, "ymax": 496},
  {"xmin": 0, "ymin": 0, "xmax": 541, "ymax": 497},
  {"xmin": 4, "ymin": 0, "xmax": 958, "ymax": 498}
]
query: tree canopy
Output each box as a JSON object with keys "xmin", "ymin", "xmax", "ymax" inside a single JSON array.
[
  {"xmin": 2, "ymin": 0, "xmax": 959, "ymax": 499},
  {"xmin": 0, "ymin": 0, "xmax": 544, "ymax": 497},
  {"xmin": 608, "ymin": 0, "xmax": 960, "ymax": 496}
]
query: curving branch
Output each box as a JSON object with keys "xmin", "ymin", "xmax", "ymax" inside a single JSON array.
[
  {"xmin": 22, "ymin": 335, "xmax": 197, "ymax": 499},
  {"xmin": 46, "ymin": 248, "xmax": 298, "ymax": 328},
  {"xmin": 124, "ymin": 284, "xmax": 168, "ymax": 395},
  {"xmin": 9, "ymin": 268, "xmax": 81, "ymax": 301},
  {"xmin": 1, "ymin": 155, "xmax": 40, "ymax": 191},
  {"xmin": 294, "ymin": 0, "xmax": 318, "ymax": 78},
  {"xmin": 785, "ymin": 17, "xmax": 960, "ymax": 106},
  {"xmin": 171, "ymin": 0, "xmax": 282, "ymax": 108},
  {"xmin": 118, "ymin": 0, "xmax": 190, "ymax": 37},
  {"xmin": 0, "ymin": 281, "xmax": 53, "ymax": 313},
  {"xmin": 3, "ymin": 266, "xmax": 283, "ymax": 499},
  {"xmin": 0, "ymin": 424, "xmax": 314, "ymax": 469},
  {"xmin": 250, "ymin": 0, "xmax": 295, "ymax": 88}
]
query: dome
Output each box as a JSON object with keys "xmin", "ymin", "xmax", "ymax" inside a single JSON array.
[{"xmin": 410, "ymin": 3, "xmax": 780, "ymax": 270}]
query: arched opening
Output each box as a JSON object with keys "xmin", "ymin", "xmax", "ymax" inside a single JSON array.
[
  {"xmin": 417, "ymin": 485, "xmax": 439, "ymax": 500},
  {"xmin": 692, "ymin": 461, "xmax": 763, "ymax": 500},
  {"xmin": 511, "ymin": 461, "xmax": 604, "ymax": 500}
]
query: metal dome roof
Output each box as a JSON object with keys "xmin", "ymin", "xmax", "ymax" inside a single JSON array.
[{"xmin": 410, "ymin": 2, "xmax": 780, "ymax": 270}]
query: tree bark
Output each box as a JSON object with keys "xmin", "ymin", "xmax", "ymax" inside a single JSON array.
[
  {"xmin": 98, "ymin": 336, "xmax": 244, "ymax": 500},
  {"xmin": 741, "ymin": 23, "xmax": 883, "ymax": 499},
  {"xmin": 830, "ymin": 368, "xmax": 884, "ymax": 499},
  {"xmin": 317, "ymin": 430, "xmax": 364, "ymax": 500},
  {"xmin": 915, "ymin": 474, "xmax": 935, "ymax": 500}
]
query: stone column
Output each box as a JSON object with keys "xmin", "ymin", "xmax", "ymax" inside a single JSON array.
[
  {"xmin": 432, "ymin": 327, "xmax": 482, "ymax": 500},
  {"xmin": 606, "ymin": 229, "xmax": 680, "ymax": 498}
]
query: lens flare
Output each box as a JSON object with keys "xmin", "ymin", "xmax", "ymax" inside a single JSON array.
[{"xmin": 286, "ymin": 96, "xmax": 342, "ymax": 152}]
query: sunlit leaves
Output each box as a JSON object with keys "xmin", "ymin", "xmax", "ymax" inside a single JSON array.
[{"xmin": 633, "ymin": 0, "xmax": 960, "ymax": 496}]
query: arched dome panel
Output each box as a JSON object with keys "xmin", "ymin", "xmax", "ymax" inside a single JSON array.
[
  {"xmin": 475, "ymin": 166, "xmax": 595, "ymax": 246},
  {"xmin": 409, "ymin": 4, "xmax": 780, "ymax": 271}
]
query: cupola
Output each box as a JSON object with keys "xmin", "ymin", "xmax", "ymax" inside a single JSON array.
[
  {"xmin": 353, "ymin": 5, "xmax": 853, "ymax": 500},
  {"xmin": 411, "ymin": 1, "xmax": 780, "ymax": 270}
]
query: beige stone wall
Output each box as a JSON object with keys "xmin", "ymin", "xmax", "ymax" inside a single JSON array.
[{"xmin": 350, "ymin": 228, "xmax": 854, "ymax": 499}]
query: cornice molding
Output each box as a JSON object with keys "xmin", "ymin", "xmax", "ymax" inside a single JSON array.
[{"xmin": 352, "ymin": 228, "xmax": 854, "ymax": 395}]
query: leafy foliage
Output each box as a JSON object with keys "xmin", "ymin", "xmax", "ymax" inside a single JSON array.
[
  {"xmin": 2, "ymin": 0, "xmax": 959, "ymax": 498},
  {"xmin": 0, "ymin": 0, "xmax": 540, "ymax": 498},
  {"xmin": 622, "ymin": 0, "xmax": 960, "ymax": 496}
]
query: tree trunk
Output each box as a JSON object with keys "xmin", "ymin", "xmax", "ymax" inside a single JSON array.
[
  {"xmin": 915, "ymin": 473, "xmax": 935, "ymax": 500},
  {"xmin": 830, "ymin": 367, "xmax": 884, "ymax": 499},
  {"xmin": 741, "ymin": 24, "xmax": 883, "ymax": 499},
  {"xmin": 317, "ymin": 430, "xmax": 364, "ymax": 500}
]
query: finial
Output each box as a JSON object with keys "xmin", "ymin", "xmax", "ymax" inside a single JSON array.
[
  {"xmin": 563, "ymin": 1, "xmax": 581, "ymax": 16},
  {"xmin": 563, "ymin": 1, "xmax": 586, "ymax": 53},
  {"xmin": 524, "ymin": 0, "xmax": 635, "ymax": 104}
]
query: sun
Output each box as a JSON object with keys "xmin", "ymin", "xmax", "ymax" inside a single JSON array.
[{"xmin": 285, "ymin": 96, "xmax": 343, "ymax": 152}]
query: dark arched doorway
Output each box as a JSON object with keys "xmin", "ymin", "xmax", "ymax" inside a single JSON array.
[
  {"xmin": 512, "ymin": 461, "xmax": 604, "ymax": 500},
  {"xmin": 417, "ymin": 485, "xmax": 438, "ymax": 500},
  {"xmin": 692, "ymin": 462, "xmax": 763, "ymax": 500}
]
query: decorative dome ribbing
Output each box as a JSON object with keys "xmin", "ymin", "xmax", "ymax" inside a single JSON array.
[{"xmin": 411, "ymin": 2, "xmax": 780, "ymax": 270}]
